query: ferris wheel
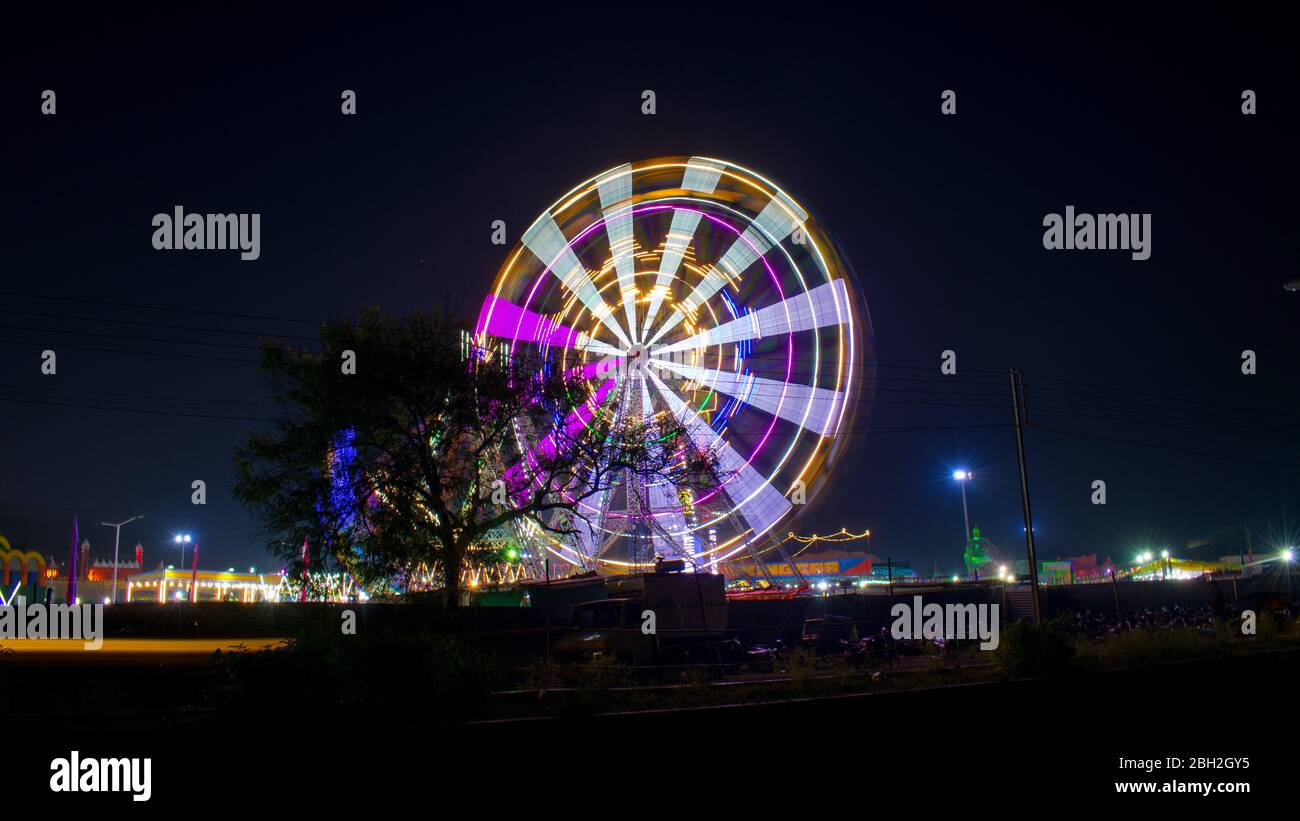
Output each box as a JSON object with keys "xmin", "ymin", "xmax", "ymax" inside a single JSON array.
[{"xmin": 477, "ymin": 157, "xmax": 869, "ymax": 574}]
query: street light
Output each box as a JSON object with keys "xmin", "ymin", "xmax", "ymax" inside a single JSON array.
[
  {"xmin": 953, "ymin": 470, "xmax": 973, "ymax": 576},
  {"xmin": 173, "ymin": 533, "xmax": 200, "ymax": 603},
  {"xmin": 1283, "ymin": 548, "xmax": 1294, "ymax": 602},
  {"xmin": 174, "ymin": 533, "xmax": 192, "ymax": 568},
  {"xmin": 97, "ymin": 515, "xmax": 143, "ymax": 605}
]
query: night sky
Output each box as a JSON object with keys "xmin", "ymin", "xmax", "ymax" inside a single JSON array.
[{"xmin": 2, "ymin": 7, "xmax": 1297, "ymax": 575}]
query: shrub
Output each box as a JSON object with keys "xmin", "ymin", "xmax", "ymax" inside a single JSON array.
[
  {"xmin": 208, "ymin": 625, "xmax": 504, "ymax": 718},
  {"xmin": 994, "ymin": 621, "xmax": 1076, "ymax": 677}
]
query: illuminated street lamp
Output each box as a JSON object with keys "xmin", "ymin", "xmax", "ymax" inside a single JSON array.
[
  {"xmin": 174, "ymin": 533, "xmax": 192, "ymax": 567},
  {"xmin": 953, "ymin": 470, "xmax": 973, "ymax": 576},
  {"xmin": 1283, "ymin": 548, "xmax": 1294, "ymax": 601}
]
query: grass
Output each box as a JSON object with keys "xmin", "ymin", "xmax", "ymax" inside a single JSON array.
[
  {"xmin": 15, "ymin": 613, "xmax": 1286, "ymax": 727},
  {"xmin": 488, "ymin": 615, "xmax": 1300, "ymax": 719}
]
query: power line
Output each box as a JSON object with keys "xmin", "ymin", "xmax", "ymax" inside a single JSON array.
[
  {"xmin": 0, "ymin": 394, "xmax": 283, "ymax": 423},
  {"xmin": 0, "ymin": 382, "xmax": 281, "ymax": 411},
  {"xmin": 0, "ymin": 337, "xmax": 260, "ymax": 364},
  {"xmin": 0, "ymin": 322, "xmax": 292, "ymax": 353},
  {"xmin": 0, "ymin": 307, "xmax": 323, "ymax": 342},
  {"xmin": 1034, "ymin": 423, "xmax": 1300, "ymax": 469},
  {"xmin": 839, "ymin": 422, "xmax": 1009, "ymax": 436},
  {"xmin": 0, "ymin": 289, "xmax": 323, "ymax": 326},
  {"xmin": 1024, "ymin": 392, "xmax": 1300, "ymax": 440},
  {"xmin": 0, "ymin": 386, "xmax": 1009, "ymax": 434},
  {"xmin": 1023, "ymin": 369, "xmax": 1298, "ymax": 421},
  {"xmin": 1025, "ymin": 381, "xmax": 1300, "ymax": 429}
]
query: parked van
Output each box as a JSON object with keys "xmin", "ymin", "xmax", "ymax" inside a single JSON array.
[{"xmin": 552, "ymin": 570, "xmax": 729, "ymax": 666}]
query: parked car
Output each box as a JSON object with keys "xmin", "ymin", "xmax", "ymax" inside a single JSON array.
[
  {"xmin": 554, "ymin": 598, "xmax": 655, "ymax": 665},
  {"xmin": 553, "ymin": 572, "xmax": 732, "ymax": 667},
  {"xmin": 800, "ymin": 615, "xmax": 860, "ymax": 655}
]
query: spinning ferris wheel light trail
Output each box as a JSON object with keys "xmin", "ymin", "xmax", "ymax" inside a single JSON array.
[{"xmin": 476, "ymin": 157, "xmax": 872, "ymax": 575}]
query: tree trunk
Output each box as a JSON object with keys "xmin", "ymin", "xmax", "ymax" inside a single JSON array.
[{"xmin": 443, "ymin": 546, "xmax": 464, "ymax": 610}]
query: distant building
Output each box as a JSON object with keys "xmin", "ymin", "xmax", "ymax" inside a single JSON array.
[
  {"xmin": 1064, "ymin": 553, "xmax": 1117, "ymax": 580},
  {"xmin": 126, "ymin": 567, "xmax": 286, "ymax": 603},
  {"xmin": 79, "ymin": 540, "xmax": 91, "ymax": 581},
  {"xmin": 86, "ymin": 558, "xmax": 144, "ymax": 583},
  {"xmin": 727, "ymin": 549, "xmax": 914, "ymax": 590},
  {"xmin": 86, "ymin": 542, "xmax": 146, "ymax": 583}
]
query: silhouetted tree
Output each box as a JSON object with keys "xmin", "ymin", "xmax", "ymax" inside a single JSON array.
[{"xmin": 234, "ymin": 308, "xmax": 716, "ymax": 607}]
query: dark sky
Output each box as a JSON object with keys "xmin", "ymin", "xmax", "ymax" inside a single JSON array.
[{"xmin": 2, "ymin": 7, "xmax": 1297, "ymax": 575}]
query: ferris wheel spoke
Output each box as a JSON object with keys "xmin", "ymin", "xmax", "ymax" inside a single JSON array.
[
  {"xmin": 651, "ymin": 359, "xmax": 845, "ymax": 437},
  {"xmin": 584, "ymin": 377, "xmax": 639, "ymax": 560},
  {"xmin": 523, "ymin": 214, "xmax": 631, "ymax": 348},
  {"xmin": 636, "ymin": 378, "xmax": 691, "ymax": 559},
  {"xmin": 572, "ymin": 508, "xmax": 602, "ymax": 561},
  {"xmin": 641, "ymin": 208, "xmax": 702, "ymax": 341},
  {"xmin": 648, "ymin": 372, "xmax": 792, "ymax": 541},
  {"xmin": 596, "ymin": 165, "xmax": 640, "ymax": 343},
  {"xmin": 475, "ymin": 294, "xmax": 623, "ymax": 357},
  {"xmin": 501, "ymin": 377, "xmax": 617, "ymax": 499},
  {"xmin": 647, "ymin": 480, "xmax": 691, "ymax": 559},
  {"xmin": 640, "ymin": 157, "xmax": 725, "ymax": 340},
  {"xmin": 645, "ymin": 192, "xmax": 809, "ymax": 348},
  {"xmin": 653, "ymin": 279, "xmax": 852, "ymax": 355}
]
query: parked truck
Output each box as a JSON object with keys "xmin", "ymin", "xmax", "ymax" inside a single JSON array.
[{"xmin": 550, "ymin": 566, "xmax": 730, "ymax": 666}]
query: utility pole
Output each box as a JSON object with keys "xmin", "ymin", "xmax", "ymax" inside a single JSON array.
[
  {"xmin": 1009, "ymin": 369, "xmax": 1041, "ymax": 622},
  {"xmin": 190, "ymin": 539, "xmax": 200, "ymax": 603},
  {"xmin": 954, "ymin": 471, "xmax": 973, "ymax": 575},
  {"xmin": 543, "ymin": 554, "xmax": 553, "ymax": 665}
]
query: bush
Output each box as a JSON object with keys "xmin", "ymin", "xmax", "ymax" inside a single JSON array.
[
  {"xmin": 519, "ymin": 655, "xmax": 633, "ymax": 691},
  {"xmin": 994, "ymin": 621, "xmax": 1076, "ymax": 677},
  {"xmin": 208, "ymin": 625, "xmax": 504, "ymax": 718}
]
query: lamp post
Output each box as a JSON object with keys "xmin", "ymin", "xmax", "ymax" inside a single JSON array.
[
  {"xmin": 190, "ymin": 539, "xmax": 200, "ymax": 603},
  {"xmin": 174, "ymin": 533, "xmax": 191, "ymax": 567},
  {"xmin": 174, "ymin": 534, "xmax": 192, "ymax": 600},
  {"xmin": 97, "ymin": 515, "xmax": 143, "ymax": 604},
  {"xmin": 953, "ymin": 470, "xmax": 973, "ymax": 576},
  {"xmin": 1284, "ymin": 548, "xmax": 1294, "ymax": 602},
  {"xmin": 1161, "ymin": 549, "xmax": 1170, "ymax": 581}
]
